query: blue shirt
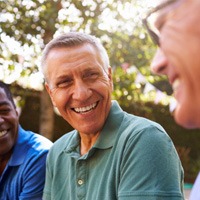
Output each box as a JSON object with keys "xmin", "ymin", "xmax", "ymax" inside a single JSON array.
[
  {"xmin": 0, "ymin": 126, "xmax": 53, "ymax": 200},
  {"xmin": 43, "ymin": 101, "xmax": 184, "ymax": 200}
]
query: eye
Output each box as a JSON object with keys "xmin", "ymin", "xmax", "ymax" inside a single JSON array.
[
  {"xmin": 154, "ymin": 14, "xmax": 167, "ymax": 32},
  {"xmin": 0, "ymin": 106, "xmax": 11, "ymax": 114},
  {"xmin": 84, "ymin": 71, "xmax": 99, "ymax": 79},
  {"xmin": 57, "ymin": 78, "xmax": 73, "ymax": 88}
]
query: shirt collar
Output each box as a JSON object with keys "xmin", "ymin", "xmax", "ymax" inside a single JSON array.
[
  {"xmin": 93, "ymin": 100, "xmax": 124, "ymax": 149},
  {"xmin": 8, "ymin": 126, "xmax": 29, "ymax": 166},
  {"xmin": 64, "ymin": 100, "xmax": 124, "ymax": 157}
]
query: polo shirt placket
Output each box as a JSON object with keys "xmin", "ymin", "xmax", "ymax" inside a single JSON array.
[{"xmin": 76, "ymin": 159, "xmax": 87, "ymax": 200}]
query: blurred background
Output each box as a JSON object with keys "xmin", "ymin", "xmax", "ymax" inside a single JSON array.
[{"xmin": 0, "ymin": 0, "xmax": 199, "ymax": 189}]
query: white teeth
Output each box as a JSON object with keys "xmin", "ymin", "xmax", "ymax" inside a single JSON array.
[
  {"xmin": 74, "ymin": 103, "xmax": 97, "ymax": 113},
  {"xmin": 172, "ymin": 79, "xmax": 180, "ymax": 91},
  {"xmin": 0, "ymin": 130, "xmax": 7, "ymax": 137}
]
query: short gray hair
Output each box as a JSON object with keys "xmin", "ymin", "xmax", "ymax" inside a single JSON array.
[{"xmin": 40, "ymin": 32, "xmax": 110, "ymax": 80}]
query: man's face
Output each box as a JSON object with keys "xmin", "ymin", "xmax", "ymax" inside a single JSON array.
[
  {"xmin": 0, "ymin": 88, "xmax": 19, "ymax": 157},
  {"xmin": 150, "ymin": 0, "xmax": 200, "ymax": 128},
  {"xmin": 45, "ymin": 44, "xmax": 113, "ymax": 135}
]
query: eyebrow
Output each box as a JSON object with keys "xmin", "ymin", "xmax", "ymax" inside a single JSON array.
[{"xmin": 56, "ymin": 67, "xmax": 99, "ymax": 79}]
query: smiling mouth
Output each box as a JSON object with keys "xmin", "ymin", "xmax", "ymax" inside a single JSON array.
[
  {"xmin": 73, "ymin": 102, "xmax": 98, "ymax": 113},
  {"xmin": 0, "ymin": 130, "xmax": 7, "ymax": 137}
]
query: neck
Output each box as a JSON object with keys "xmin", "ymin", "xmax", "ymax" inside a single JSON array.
[{"xmin": 80, "ymin": 132, "xmax": 100, "ymax": 155}]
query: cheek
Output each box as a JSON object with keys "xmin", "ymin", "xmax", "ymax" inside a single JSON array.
[
  {"xmin": 52, "ymin": 92, "xmax": 69, "ymax": 110},
  {"xmin": 101, "ymin": 80, "xmax": 113, "ymax": 96}
]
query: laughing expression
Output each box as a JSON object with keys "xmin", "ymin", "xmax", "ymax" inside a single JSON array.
[
  {"xmin": 45, "ymin": 44, "xmax": 113, "ymax": 135},
  {"xmin": 150, "ymin": 0, "xmax": 200, "ymax": 128},
  {"xmin": 0, "ymin": 88, "xmax": 19, "ymax": 157}
]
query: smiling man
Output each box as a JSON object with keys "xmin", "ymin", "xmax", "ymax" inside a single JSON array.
[
  {"xmin": 143, "ymin": 0, "xmax": 200, "ymax": 129},
  {"xmin": 142, "ymin": 0, "xmax": 200, "ymax": 199},
  {"xmin": 41, "ymin": 32, "xmax": 184, "ymax": 200},
  {"xmin": 0, "ymin": 81, "xmax": 53, "ymax": 200}
]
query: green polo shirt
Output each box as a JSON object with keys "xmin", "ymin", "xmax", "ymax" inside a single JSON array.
[{"xmin": 43, "ymin": 101, "xmax": 184, "ymax": 200}]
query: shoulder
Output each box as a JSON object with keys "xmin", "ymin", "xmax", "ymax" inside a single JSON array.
[
  {"xmin": 18, "ymin": 127, "xmax": 53, "ymax": 153},
  {"xmin": 121, "ymin": 113, "xmax": 167, "ymax": 137},
  {"xmin": 118, "ymin": 114, "xmax": 174, "ymax": 151},
  {"xmin": 124, "ymin": 112, "xmax": 165, "ymax": 132},
  {"xmin": 47, "ymin": 130, "xmax": 77, "ymax": 157},
  {"xmin": 116, "ymin": 115, "xmax": 180, "ymax": 167},
  {"xmin": 30, "ymin": 133, "xmax": 53, "ymax": 150}
]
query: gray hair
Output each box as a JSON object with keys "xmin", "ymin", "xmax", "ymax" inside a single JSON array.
[{"xmin": 40, "ymin": 32, "xmax": 110, "ymax": 80}]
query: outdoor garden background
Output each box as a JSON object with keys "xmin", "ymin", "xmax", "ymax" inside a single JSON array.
[{"xmin": 1, "ymin": 0, "xmax": 199, "ymax": 184}]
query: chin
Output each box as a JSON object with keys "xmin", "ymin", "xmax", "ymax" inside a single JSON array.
[{"xmin": 175, "ymin": 110, "xmax": 200, "ymax": 129}]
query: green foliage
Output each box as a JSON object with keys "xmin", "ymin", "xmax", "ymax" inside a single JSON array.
[
  {"xmin": 112, "ymin": 65, "xmax": 169, "ymax": 109},
  {"xmin": 0, "ymin": 0, "xmax": 61, "ymax": 44},
  {"xmin": 112, "ymin": 66, "xmax": 142, "ymax": 105},
  {"xmin": 0, "ymin": 0, "xmax": 157, "ymax": 83}
]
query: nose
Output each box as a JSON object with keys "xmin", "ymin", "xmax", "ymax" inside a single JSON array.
[
  {"xmin": 72, "ymin": 80, "xmax": 92, "ymax": 101},
  {"xmin": 151, "ymin": 49, "xmax": 168, "ymax": 75}
]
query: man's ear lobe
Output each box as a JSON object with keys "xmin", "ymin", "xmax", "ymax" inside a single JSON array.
[
  {"xmin": 45, "ymin": 83, "xmax": 56, "ymax": 107},
  {"xmin": 106, "ymin": 67, "xmax": 111, "ymax": 79},
  {"xmin": 108, "ymin": 67, "xmax": 113, "ymax": 90}
]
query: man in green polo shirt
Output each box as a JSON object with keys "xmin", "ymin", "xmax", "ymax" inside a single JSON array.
[{"xmin": 40, "ymin": 32, "xmax": 184, "ymax": 200}]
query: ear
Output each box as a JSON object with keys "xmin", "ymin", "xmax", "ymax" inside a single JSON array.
[
  {"xmin": 45, "ymin": 82, "xmax": 57, "ymax": 107},
  {"xmin": 108, "ymin": 67, "xmax": 113, "ymax": 90},
  {"xmin": 15, "ymin": 107, "xmax": 20, "ymax": 117}
]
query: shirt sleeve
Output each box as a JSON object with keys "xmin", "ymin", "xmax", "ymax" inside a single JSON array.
[
  {"xmin": 19, "ymin": 151, "xmax": 48, "ymax": 200},
  {"xmin": 118, "ymin": 125, "xmax": 184, "ymax": 200},
  {"xmin": 42, "ymin": 150, "xmax": 52, "ymax": 200}
]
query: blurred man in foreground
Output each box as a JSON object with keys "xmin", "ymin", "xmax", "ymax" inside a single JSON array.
[{"xmin": 142, "ymin": 0, "xmax": 200, "ymax": 199}]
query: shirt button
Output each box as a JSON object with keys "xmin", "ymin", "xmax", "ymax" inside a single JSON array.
[{"xmin": 78, "ymin": 179, "xmax": 84, "ymax": 185}]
